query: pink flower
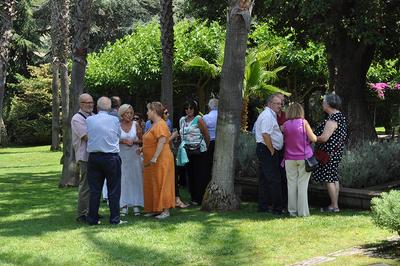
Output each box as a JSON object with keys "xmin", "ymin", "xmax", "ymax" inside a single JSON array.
[
  {"xmin": 370, "ymin": 82, "xmax": 389, "ymax": 91},
  {"xmin": 395, "ymin": 84, "xmax": 400, "ymax": 90}
]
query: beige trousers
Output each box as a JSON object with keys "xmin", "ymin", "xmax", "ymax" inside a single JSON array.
[
  {"xmin": 285, "ymin": 160, "xmax": 311, "ymax": 217},
  {"xmin": 77, "ymin": 161, "xmax": 90, "ymax": 218}
]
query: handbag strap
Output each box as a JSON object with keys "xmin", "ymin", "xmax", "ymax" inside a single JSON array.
[{"xmin": 301, "ymin": 119, "xmax": 307, "ymax": 160}]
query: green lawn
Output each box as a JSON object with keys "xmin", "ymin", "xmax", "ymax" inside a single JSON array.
[{"xmin": 0, "ymin": 146, "xmax": 398, "ymax": 265}]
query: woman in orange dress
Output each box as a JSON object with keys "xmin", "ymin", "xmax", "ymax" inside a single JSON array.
[{"xmin": 142, "ymin": 102, "xmax": 175, "ymax": 219}]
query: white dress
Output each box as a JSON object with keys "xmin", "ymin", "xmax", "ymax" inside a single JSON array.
[{"xmin": 120, "ymin": 122, "xmax": 144, "ymax": 207}]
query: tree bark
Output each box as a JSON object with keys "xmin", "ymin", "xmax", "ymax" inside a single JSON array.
[
  {"xmin": 71, "ymin": 0, "xmax": 92, "ymax": 114},
  {"xmin": 160, "ymin": 0, "xmax": 174, "ymax": 121},
  {"xmin": 202, "ymin": 0, "xmax": 253, "ymax": 211},
  {"xmin": 0, "ymin": 0, "xmax": 15, "ymax": 146},
  {"xmin": 51, "ymin": 60, "xmax": 61, "ymax": 151},
  {"xmin": 326, "ymin": 37, "xmax": 377, "ymax": 146}
]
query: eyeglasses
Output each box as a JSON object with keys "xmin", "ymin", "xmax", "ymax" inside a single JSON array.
[{"xmin": 81, "ymin": 101, "xmax": 94, "ymax": 104}]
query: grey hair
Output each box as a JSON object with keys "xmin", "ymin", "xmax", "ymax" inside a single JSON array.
[
  {"xmin": 79, "ymin": 93, "xmax": 92, "ymax": 103},
  {"xmin": 118, "ymin": 104, "xmax": 133, "ymax": 118},
  {"xmin": 208, "ymin": 98, "xmax": 219, "ymax": 110},
  {"xmin": 97, "ymin": 97, "xmax": 111, "ymax": 111},
  {"xmin": 324, "ymin": 93, "xmax": 342, "ymax": 110},
  {"xmin": 267, "ymin": 93, "xmax": 281, "ymax": 105}
]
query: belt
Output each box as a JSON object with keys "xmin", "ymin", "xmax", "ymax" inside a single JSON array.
[{"xmin": 90, "ymin": 152, "xmax": 118, "ymax": 155}]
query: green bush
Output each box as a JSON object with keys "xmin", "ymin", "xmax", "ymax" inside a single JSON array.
[
  {"xmin": 339, "ymin": 141, "xmax": 400, "ymax": 188},
  {"xmin": 371, "ymin": 190, "xmax": 400, "ymax": 235},
  {"xmin": 5, "ymin": 64, "xmax": 52, "ymax": 145}
]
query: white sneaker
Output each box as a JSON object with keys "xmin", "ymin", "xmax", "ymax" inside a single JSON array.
[
  {"xmin": 113, "ymin": 220, "xmax": 128, "ymax": 225},
  {"xmin": 155, "ymin": 211, "xmax": 170, "ymax": 219}
]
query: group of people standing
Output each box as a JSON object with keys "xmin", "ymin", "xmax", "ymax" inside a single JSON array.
[
  {"xmin": 255, "ymin": 93, "xmax": 348, "ymax": 217},
  {"xmin": 71, "ymin": 94, "xmax": 218, "ymax": 225}
]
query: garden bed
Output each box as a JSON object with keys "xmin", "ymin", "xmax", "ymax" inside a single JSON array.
[{"xmin": 235, "ymin": 176, "xmax": 399, "ymax": 210}]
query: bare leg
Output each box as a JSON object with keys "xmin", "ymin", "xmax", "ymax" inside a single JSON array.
[{"xmin": 326, "ymin": 182, "xmax": 339, "ymax": 209}]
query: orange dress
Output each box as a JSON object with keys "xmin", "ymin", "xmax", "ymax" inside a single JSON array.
[{"xmin": 143, "ymin": 120, "xmax": 175, "ymax": 212}]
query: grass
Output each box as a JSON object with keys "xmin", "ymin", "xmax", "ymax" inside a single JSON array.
[{"xmin": 0, "ymin": 146, "xmax": 399, "ymax": 265}]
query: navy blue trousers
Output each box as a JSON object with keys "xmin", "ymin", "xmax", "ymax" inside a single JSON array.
[
  {"xmin": 256, "ymin": 143, "xmax": 283, "ymax": 212},
  {"xmin": 87, "ymin": 153, "xmax": 121, "ymax": 224}
]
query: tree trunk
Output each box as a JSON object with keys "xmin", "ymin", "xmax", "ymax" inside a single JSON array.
[
  {"xmin": 71, "ymin": 0, "xmax": 92, "ymax": 114},
  {"xmin": 51, "ymin": 60, "xmax": 61, "ymax": 151},
  {"xmin": 0, "ymin": 0, "xmax": 15, "ymax": 146},
  {"xmin": 326, "ymin": 37, "xmax": 377, "ymax": 146},
  {"xmin": 240, "ymin": 95, "xmax": 249, "ymax": 131},
  {"xmin": 160, "ymin": 0, "xmax": 174, "ymax": 121},
  {"xmin": 202, "ymin": 0, "xmax": 253, "ymax": 211}
]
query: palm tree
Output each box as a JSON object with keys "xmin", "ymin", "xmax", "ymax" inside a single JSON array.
[
  {"xmin": 201, "ymin": 0, "xmax": 254, "ymax": 211},
  {"xmin": 185, "ymin": 45, "xmax": 289, "ymax": 129},
  {"xmin": 0, "ymin": 0, "xmax": 16, "ymax": 146},
  {"xmin": 160, "ymin": 0, "xmax": 174, "ymax": 120},
  {"xmin": 241, "ymin": 46, "xmax": 289, "ymax": 130}
]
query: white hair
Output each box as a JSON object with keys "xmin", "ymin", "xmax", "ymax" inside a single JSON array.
[
  {"xmin": 208, "ymin": 98, "xmax": 219, "ymax": 110},
  {"xmin": 97, "ymin": 97, "xmax": 111, "ymax": 111}
]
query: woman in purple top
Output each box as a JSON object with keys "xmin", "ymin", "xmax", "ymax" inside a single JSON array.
[{"xmin": 282, "ymin": 103, "xmax": 317, "ymax": 217}]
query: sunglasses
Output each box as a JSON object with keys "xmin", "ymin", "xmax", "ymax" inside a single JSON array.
[
  {"xmin": 185, "ymin": 107, "xmax": 194, "ymax": 110},
  {"xmin": 133, "ymin": 117, "xmax": 140, "ymax": 121},
  {"xmin": 164, "ymin": 111, "xmax": 169, "ymax": 115}
]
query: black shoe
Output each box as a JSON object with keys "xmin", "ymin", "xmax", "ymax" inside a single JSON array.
[
  {"xmin": 76, "ymin": 215, "xmax": 87, "ymax": 223},
  {"xmin": 272, "ymin": 209, "xmax": 284, "ymax": 216}
]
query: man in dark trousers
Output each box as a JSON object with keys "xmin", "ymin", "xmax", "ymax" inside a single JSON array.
[
  {"xmin": 254, "ymin": 94, "xmax": 284, "ymax": 215},
  {"xmin": 86, "ymin": 96, "xmax": 126, "ymax": 225}
]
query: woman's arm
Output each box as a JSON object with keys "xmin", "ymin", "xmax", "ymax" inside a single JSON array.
[
  {"xmin": 198, "ymin": 118, "xmax": 210, "ymax": 147},
  {"xmin": 147, "ymin": 136, "xmax": 167, "ymax": 165},
  {"xmin": 317, "ymin": 120, "xmax": 338, "ymax": 143},
  {"xmin": 304, "ymin": 119, "xmax": 317, "ymax": 143}
]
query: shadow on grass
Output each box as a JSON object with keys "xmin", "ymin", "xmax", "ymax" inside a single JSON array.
[
  {"xmin": 361, "ymin": 238, "xmax": 400, "ymax": 261},
  {"xmin": 0, "ymin": 169, "xmax": 372, "ymax": 241}
]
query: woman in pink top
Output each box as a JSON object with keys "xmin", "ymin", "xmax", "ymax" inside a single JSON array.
[{"xmin": 282, "ymin": 103, "xmax": 317, "ymax": 216}]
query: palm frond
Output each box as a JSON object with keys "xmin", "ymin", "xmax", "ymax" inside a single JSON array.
[{"xmin": 184, "ymin": 56, "xmax": 221, "ymax": 78}]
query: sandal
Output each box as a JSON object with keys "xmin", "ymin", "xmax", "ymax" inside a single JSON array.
[
  {"xmin": 176, "ymin": 199, "xmax": 189, "ymax": 208},
  {"xmin": 120, "ymin": 207, "xmax": 128, "ymax": 216},
  {"xmin": 321, "ymin": 206, "xmax": 340, "ymax": 213},
  {"xmin": 133, "ymin": 207, "xmax": 141, "ymax": 216}
]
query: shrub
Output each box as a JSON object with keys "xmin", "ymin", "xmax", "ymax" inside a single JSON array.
[
  {"xmin": 5, "ymin": 64, "xmax": 52, "ymax": 145},
  {"xmin": 339, "ymin": 141, "xmax": 400, "ymax": 188},
  {"xmin": 236, "ymin": 132, "xmax": 258, "ymax": 178},
  {"xmin": 371, "ymin": 190, "xmax": 400, "ymax": 235}
]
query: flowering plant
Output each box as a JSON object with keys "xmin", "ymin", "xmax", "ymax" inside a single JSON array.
[{"xmin": 369, "ymin": 82, "xmax": 400, "ymax": 100}]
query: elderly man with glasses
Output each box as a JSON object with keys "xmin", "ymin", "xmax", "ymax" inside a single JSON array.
[
  {"xmin": 71, "ymin": 93, "xmax": 94, "ymax": 223},
  {"xmin": 254, "ymin": 93, "xmax": 284, "ymax": 215}
]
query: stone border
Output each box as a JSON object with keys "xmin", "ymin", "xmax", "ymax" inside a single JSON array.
[{"xmin": 235, "ymin": 177, "xmax": 387, "ymax": 209}]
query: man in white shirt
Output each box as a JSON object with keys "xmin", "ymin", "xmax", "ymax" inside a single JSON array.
[
  {"xmin": 203, "ymin": 98, "xmax": 218, "ymax": 180},
  {"xmin": 254, "ymin": 94, "xmax": 284, "ymax": 214}
]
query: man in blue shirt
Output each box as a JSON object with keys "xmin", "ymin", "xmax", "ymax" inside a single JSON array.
[
  {"xmin": 202, "ymin": 98, "xmax": 218, "ymax": 180},
  {"xmin": 86, "ymin": 96, "xmax": 126, "ymax": 225}
]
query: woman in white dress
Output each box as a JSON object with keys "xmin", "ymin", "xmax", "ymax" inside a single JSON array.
[{"xmin": 119, "ymin": 104, "xmax": 144, "ymax": 215}]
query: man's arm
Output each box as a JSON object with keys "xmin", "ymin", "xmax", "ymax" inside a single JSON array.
[{"xmin": 262, "ymin": 133, "xmax": 275, "ymax": 155}]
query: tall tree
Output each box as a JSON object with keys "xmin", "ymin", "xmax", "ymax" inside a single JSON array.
[
  {"xmin": 50, "ymin": 0, "xmax": 74, "ymax": 186},
  {"xmin": 202, "ymin": 0, "xmax": 254, "ymax": 211},
  {"xmin": 0, "ymin": 0, "xmax": 16, "ymax": 146},
  {"xmin": 71, "ymin": 0, "xmax": 92, "ymax": 113},
  {"xmin": 159, "ymin": 0, "xmax": 174, "ymax": 120},
  {"xmin": 50, "ymin": 0, "xmax": 61, "ymax": 151},
  {"xmin": 264, "ymin": 1, "xmax": 400, "ymax": 144}
]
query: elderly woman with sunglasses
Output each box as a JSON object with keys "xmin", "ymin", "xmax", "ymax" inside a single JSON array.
[{"xmin": 177, "ymin": 100, "xmax": 210, "ymax": 205}]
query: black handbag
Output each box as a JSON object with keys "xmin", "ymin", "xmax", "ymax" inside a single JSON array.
[
  {"xmin": 302, "ymin": 120, "xmax": 318, "ymax": 172},
  {"xmin": 305, "ymin": 155, "xmax": 318, "ymax": 172},
  {"xmin": 184, "ymin": 143, "xmax": 202, "ymax": 156}
]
